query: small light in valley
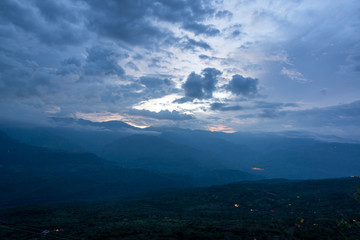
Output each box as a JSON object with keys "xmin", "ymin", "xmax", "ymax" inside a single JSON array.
[{"xmin": 252, "ymin": 167, "xmax": 264, "ymax": 171}]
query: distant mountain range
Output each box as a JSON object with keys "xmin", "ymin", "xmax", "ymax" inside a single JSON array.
[
  {"xmin": 0, "ymin": 130, "xmax": 261, "ymax": 207},
  {"xmin": 1, "ymin": 117, "xmax": 360, "ymax": 183},
  {"xmin": 0, "ymin": 131, "xmax": 189, "ymax": 207}
]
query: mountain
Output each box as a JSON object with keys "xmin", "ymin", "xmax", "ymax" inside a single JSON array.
[
  {"xmin": 50, "ymin": 117, "xmax": 137, "ymax": 130},
  {"xmin": 155, "ymin": 129, "xmax": 360, "ymax": 179},
  {"xmin": 2, "ymin": 118, "xmax": 360, "ymax": 180},
  {"xmin": 100, "ymin": 134, "xmax": 262, "ymax": 184},
  {"xmin": 0, "ymin": 131, "xmax": 192, "ymax": 207},
  {"xmin": 258, "ymin": 142, "xmax": 360, "ymax": 179},
  {"xmin": 159, "ymin": 129, "xmax": 260, "ymax": 170},
  {"xmin": 101, "ymin": 134, "xmax": 222, "ymax": 172},
  {"xmin": 0, "ymin": 117, "xmax": 136, "ymax": 153}
]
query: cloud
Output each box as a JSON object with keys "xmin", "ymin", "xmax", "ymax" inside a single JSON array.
[
  {"xmin": 183, "ymin": 68, "xmax": 222, "ymax": 100},
  {"xmin": 83, "ymin": 45, "xmax": 126, "ymax": 78},
  {"xmin": 84, "ymin": 0, "xmax": 217, "ymax": 48},
  {"xmin": 258, "ymin": 109, "xmax": 279, "ymax": 118},
  {"xmin": 226, "ymin": 74, "xmax": 258, "ymax": 96},
  {"xmin": 0, "ymin": 0, "xmax": 87, "ymax": 45},
  {"xmin": 207, "ymin": 124, "xmax": 235, "ymax": 133},
  {"xmin": 284, "ymin": 100, "xmax": 360, "ymax": 127},
  {"xmin": 255, "ymin": 101, "xmax": 298, "ymax": 109},
  {"xmin": 210, "ymin": 103, "xmax": 243, "ymax": 111},
  {"xmin": 85, "ymin": 1, "xmax": 169, "ymax": 48},
  {"xmin": 0, "ymin": 51, "xmax": 55, "ymax": 99},
  {"xmin": 269, "ymin": 100, "xmax": 360, "ymax": 140},
  {"xmin": 199, "ymin": 54, "xmax": 211, "ymax": 60},
  {"xmin": 182, "ymin": 22, "xmax": 220, "ymax": 36},
  {"xmin": 235, "ymin": 101, "xmax": 298, "ymax": 119},
  {"xmin": 56, "ymin": 57, "xmax": 82, "ymax": 76},
  {"xmin": 148, "ymin": 57, "xmax": 167, "ymax": 68},
  {"xmin": 152, "ymin": 0, "xmax": 216, "ymax": 24},
  {"xmin": 320, "ymin": 88, "xmax": 327, "ymax": 95},
  {"xmin": 181, "ymin": 37, "xmax": 212, "ymax": 50},
  {"xmin": 198, "ymin": 54, "xmax": 222, "ymax": 61},
  {"xmin": 128, "ymin": 109, "xmax": 194, "ymax": 121},
  {"xmin": 0, "ymin": 0, "xmax": 359, "ymax": 141},
  {"xmin": 223, "ymin": 24, "xmax": 243, "ymax": 39},
  {"xmin": 348, "ymin": 55, "xmax": 360, "ymax": 72},
  {"xmin": 215, "ymin": 10, "xmax": 233, "ymax": 19},
  {"xmin": 256, "ymin": 101, "xmax": 298, "ymax": 118},
  {"xmin": 140, "ymin": 76, "xmax": 166, "ymax": 89},
  {"xmin": 125, "ymin": 61, "xmax": 139, "ymax": 71},
  {"xmin": 281, "ymin": 67, "xmax": 309, "ymax": 83}
]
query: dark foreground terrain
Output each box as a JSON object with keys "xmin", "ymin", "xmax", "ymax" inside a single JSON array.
[{"xmin": 1, "ymin": 178, "xmax": 360, "ymax": 240}]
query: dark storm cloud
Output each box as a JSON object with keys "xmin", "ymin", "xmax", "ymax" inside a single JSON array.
[
  {"xmin": 140, "ymin": 76, "xmax": 165, "ymax": 88},
  {"xmin": 199, "ymin": 54, "xmax": 211, "ymax": 60},
  {"xmin": 223, "ymin": 24, "xmax": 243, "ymax": 39},
  {"xmin": 125, "ymin": 61, "xmax": 139, "ymax": 71},
  {"xmin": 128, "ymin": 109, "xmax": 194, "ymax": 121},
  {"xmin": 84, "ymin": 0, "xmax": 166, "ymax": 48},
  {"xmin": 210, "ymin": 103, "xmax": 243, "ymax": 111},
  {"xmin": 84, "ymin": 0, "xmax": 217, "ymax": 48},
  {"xmin": 148, "ymin": 57, "xmax": 164, "ymax": 68},
  {"xmin": 183, "ymin": 68, "xmax": 222, "ymax": 99},
  {"xmin": 63, "ymin": 57, "xmax": 81, "ymax": 67},
  {"xmin": 6, "ymin": 0, "xmax": 212, "ymax": 51},
  {"xmin": 33, "ymin": 0, "xmax": 79, "ymax": 23},
  {"xmin": 198, "ymin": 54, "xmax": 222, "ymax": 61},
  {"xmin": 0, "ymin": 0, "xmax": 86, "ymax": 45},
  {"xmin": 83, "ymin": 46, "xmax": 127, "ymax": 77},
  {"xmin": 215, "ymin": 10, "xmax": 233, "ymax": 19},
  {"xmin": 181, "ymin": 37, "xmax": 212, "ymax": 50},
  {"xmin": 0, "ymin": 51, "xmax": 54, "ymax": 99},
  {"xmin": 56, "ymin": 57, "xmax": 82, "ymax": 76},
  {"xmin": 57, "ymin": 45, "xmax": 130, "ymax": 80},
  {"xmin": 136, "ymin": 75, "xmax": 178, "ymax": 99},
  {"xmin": 173, "ymin": 97, "xmax": 194, "ymax": 104},
  {"xmin": 182, "ymin": 22, "xmax": 220, "ymax": 36},
  {"xmin": 231, "ymin": 30, "xmax": 241, "ymax": 38},
  {"xmin": 226, "ymin": 74, "xmax": 258, "ymax": 96},
  {"xmin": 152, "ymin": 0, "xmax": 215, "ymax": 22}
]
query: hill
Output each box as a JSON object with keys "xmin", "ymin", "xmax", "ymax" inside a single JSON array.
[
  {"xmin": 0, "ymin": 131, "xmax": 191, "ymax": 207},
  {"xmin": 101, "ymin": 134, "xmax": 262, "ymax": 184},
  {"xmin": 2, "ymin": 118, "xmax": 360, "ymax": 180},
  {"xmin": 1, "ymin": 177, "xmax": 360, "ymax": 239}
]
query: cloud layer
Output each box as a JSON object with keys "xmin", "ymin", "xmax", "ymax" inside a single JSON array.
[{"xmin": 0, "ymin": 0, "xmax": 359, "ymax": 140}]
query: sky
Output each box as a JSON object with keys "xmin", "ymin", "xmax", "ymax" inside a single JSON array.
[{"xmin": 0, "ymin": 0, "xmax": 360, "ymax": 140}]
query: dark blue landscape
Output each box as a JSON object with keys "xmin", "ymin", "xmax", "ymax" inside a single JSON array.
[{"xmin": 1, "ymin": 0, "xmax": 360, "ymax": 239}]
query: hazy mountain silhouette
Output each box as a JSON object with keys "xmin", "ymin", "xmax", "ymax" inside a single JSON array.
[
  {"xmin": 2, "ymin": 118, "xmax": 360, "ymax": 180},
  {"xmin": 0, "ymin": 131, "xmax": 192, "ymax": 207},
  {"xmin": 101, "ymin": 134, "xmax": 262, "ymax": 184}
]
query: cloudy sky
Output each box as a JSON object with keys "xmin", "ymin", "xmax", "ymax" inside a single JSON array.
[{"xmin": 1, "ymin": 0, "xmax": 360, "ymax": 139}]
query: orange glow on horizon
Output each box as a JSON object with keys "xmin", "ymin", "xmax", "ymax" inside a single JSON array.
[
  {"xmin": 252, "ymin": 167, "xmax": 264, "ymax": 171},
  {"xmin": 207, "ymin": 124, "xmax": 236, "ymax": 133}
]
